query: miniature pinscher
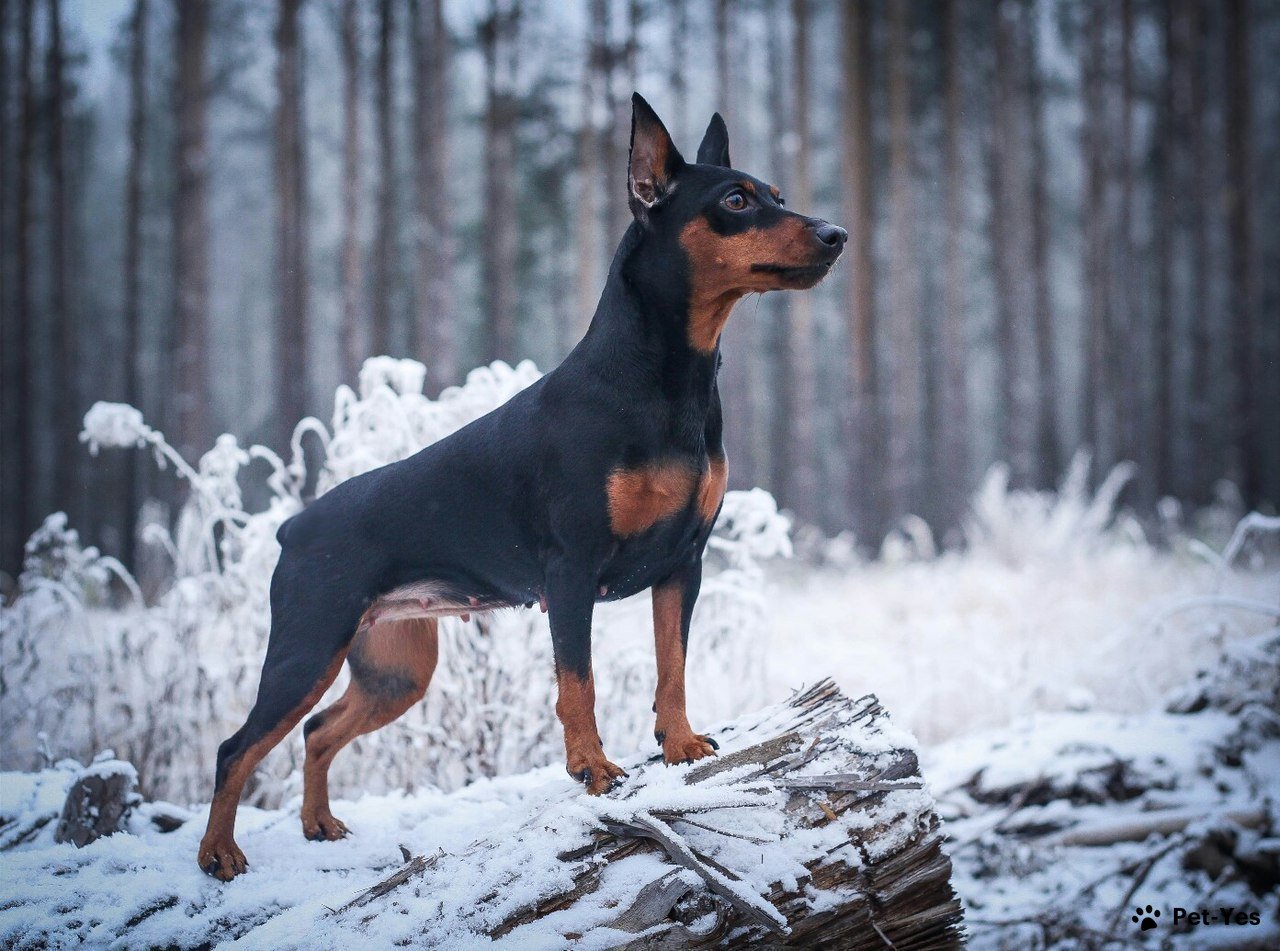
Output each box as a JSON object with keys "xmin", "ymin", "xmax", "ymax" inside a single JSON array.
[{"xmin": 198, "ymin": 93, "xmax": 845, "ymax": 879}]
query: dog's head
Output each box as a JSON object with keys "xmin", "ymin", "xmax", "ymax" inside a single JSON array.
[{"xmin": 626, "ymin": 93, "xmax": 846, "ymax": 353}]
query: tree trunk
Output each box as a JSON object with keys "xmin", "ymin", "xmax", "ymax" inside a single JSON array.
[
  {"xmin": 599, "ymin": 0, "xmax": 624, "ymax": 249},
  {"xmin": 338, "ymin": 0, "xmax": 363, "ymax": 385},
  {"xmin": 668, "ymin": 0, "xmax": 687, "ymax": 143},
  {"xmin": 765, "ymin": 0, "xmax": 790, "ymax": 511},
  {"xmin": 1157, "ymin": 0, "xmax": 1190, "ymax": 500},
  {"xmin": 1114, "ymin": 0, "xmax": 1138, "ymax": 473},
  {"xmin": 886, "ymin": 0, "xmax": 921, "ymax": 523},
  {"xmin": 840, "ymin": 0, "xmax": 883, "ymax": 546},
  {"xmin": 274, "ymin": 0, "xmax": 309, "ymax": 447},
  {"xmin": 481, "ymin": 0, "xmax": 520, "ymax": 362},
  {"xmin": 573, "ymin": 37, "xmax": 601, "ymax": 347},
  {"xmin": 172, "ymin": 0, "xmax": 211, "ymax": 463},
  {"xmin": 46, "ymin": 0, "xmax": 73, "ymax": 515},
  {"xmin": 334, "ymin": 682, "xmax": 964, "ymax": 947},
  {"xmin": 713, "ymin": 0, "xmax": 757, "ymax": 497},
  {"xmin": 411, "ymin": 0, "xmax": 455, "ymax": 392},
  {"xmin": 5, "ymin": 0, "xmax": 38, "ymax": 572},
  {"xmin": 372, "ymin": 0, "xmax": 396, "ymax": 358},
  {"xmin": 1184, "ymin": 0, "xmax": 1210, "ymax": 502},
  {"xmin": 1027, "ymin": 0, "xmax": 1061, "ymax": 485},
  {"xmin": 938, "ymin": 0, "xmax": 968, "ymax": 527},
  {"xmin": 782, "ymin": 0, "xmax": 818, "ymax": 523},
  {"xmin": 1224, "ymin": 0, "xmax": 1260, "ymax": 506},
  {"xmin": 1080, "ymin": 0, "xmax": 1111, "ymax": 467},
  {"xmin": 122, "ymin": 0, "xmax": 149, "ymax": 570}
]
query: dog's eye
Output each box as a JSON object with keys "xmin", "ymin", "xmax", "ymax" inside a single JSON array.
[
  {"xmin": 776, "ymin": 195, "xmax": 785, "ymax": 207},
  {"xmin": 723, "ymin": 191, "xmax": 748, "ymax": 212}
]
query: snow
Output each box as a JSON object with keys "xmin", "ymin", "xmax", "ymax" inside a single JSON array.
[
  {"xmin": 0, "ymin": 686, "xmax": 915, "ymax": 949},
  {"xmin": 3, "ymin": 357, "xmax": 1279, "ymax": 946}
]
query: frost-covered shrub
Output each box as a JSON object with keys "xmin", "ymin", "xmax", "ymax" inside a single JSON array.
[
  {"xmin": 765, "ymin": 458, "xmax": 1279, "ymax": 746},
  {"xmin": 0, "ymin": 359, "xmax": 789, "ymax": 807}
]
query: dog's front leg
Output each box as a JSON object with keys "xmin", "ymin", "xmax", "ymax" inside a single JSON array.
[
  {"xmin": 546, "ymin": 560, "xmax": 626, "ymax": 795},
  {"xmin": 652, "ymin": 558, "xmax": 719, "ymax": 765}
]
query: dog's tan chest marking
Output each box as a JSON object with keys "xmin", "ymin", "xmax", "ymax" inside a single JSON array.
[{"xmin": 606, "ymin": 461, "xmax": 698, "ymax": 537}]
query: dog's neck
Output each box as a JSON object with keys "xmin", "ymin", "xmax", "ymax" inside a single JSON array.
[{"xmin": 576, "ymin": 223, "xmax": 723, "ymax": 416}]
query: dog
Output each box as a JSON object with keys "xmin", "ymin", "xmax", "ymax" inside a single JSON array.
[{"xmin": 197, "ymin": 93, "xmax": 846, "ymax": 880}]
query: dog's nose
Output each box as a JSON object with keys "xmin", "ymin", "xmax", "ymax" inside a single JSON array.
[{"xmin": 814, "ymin": 223, "xmax": 848, "ymax": 248}]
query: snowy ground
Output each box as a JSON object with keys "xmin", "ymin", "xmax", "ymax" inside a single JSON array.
[
  {"xmin": 2, "ymin": 551, "xmax": 1276, "ymax": 948},
  {"xmin": 2, "ymin": 362, "xmax": 1278, "ymax": 947}
]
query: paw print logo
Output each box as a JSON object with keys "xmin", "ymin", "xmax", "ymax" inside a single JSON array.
[{"xmin": 1132, "ymin": 905, "xmax": 1161, "ymax": 931}]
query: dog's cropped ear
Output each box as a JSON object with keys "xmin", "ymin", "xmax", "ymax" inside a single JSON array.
[
  {"xmin": 696, "ymin": 112, "xmax": 731, "ymax": 168},
  {"xmin": 629, "ymin": 93, "xmax": 684, "ymax": 218}
]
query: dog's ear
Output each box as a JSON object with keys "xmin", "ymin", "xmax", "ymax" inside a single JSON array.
[
  {"xmin": 696, "ymin": 113, "xmax": 731, "ymax": 168},
  {"xmin": 629, "ymin": 93, "xmax": 683, "ymax": 217}
]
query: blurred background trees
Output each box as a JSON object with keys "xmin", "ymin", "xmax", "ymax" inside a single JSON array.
[{"xmin": 1, "ymin": 0, "xmax": 1277, "ymax": 575}]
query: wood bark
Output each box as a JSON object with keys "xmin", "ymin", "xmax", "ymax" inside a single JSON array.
[
  {"xmin": 274, "ymin": 0, "xmax": 309, "ymax": 446},
  {"xmin": 172, "ymin": 0, "xmax": 211, "ymax": 462},
  {"xmin": 840, "ymin": 0, "xmax": 883, "ymax": 545},
  {"xmin": 339, "ymin": 0, "xmax": 363, "ymax": 384},
  {"xmin": 335, "ymin": 681, "xmax": 965, "ymax": 947},
  {"xmin": 122, "ymin": 0, "xmax": 149, "ymax": 569},
  {"xmin": 54, "ymin": 765, "xmax": 138, "ymax": 849},
  {"xmin": 410, "ymin": 0, "xmax": 455, "ymax": 392},
  {"xmin": 1224, "ymin": 0, "xmax": 1260, "ymax": 506},
  {"xmin": 481, "ymin": 0, "xmax": 520, "ymax": 362},
  {"xmin": 938, "ymin": 0, "xmax": 969, "ymax": 525},
  {"xmin": 886, "ymin": 0, "xmax": 922, "ymax": 523}
]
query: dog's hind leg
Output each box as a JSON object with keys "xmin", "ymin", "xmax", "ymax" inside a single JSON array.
[
  {"xmin": 299, "ymin": 616, "xmax": 438, "ymax": 841},
  {"xmin": 197, "ymin": 576, "xmax": 362, "ymax": 880}
]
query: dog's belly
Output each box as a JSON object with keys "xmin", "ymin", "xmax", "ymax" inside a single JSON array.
[
  {"xmin": 364, "ymin": 579, "xmax": 517, "ymax": 627},
  {"xmin": 598, "ymin": 518, "xmax": 704, "ymax": 600}
]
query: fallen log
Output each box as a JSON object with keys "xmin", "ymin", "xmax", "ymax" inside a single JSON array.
[{"xmin": 330, "ymin": 680, "xmax": 965, "ymax": 948}]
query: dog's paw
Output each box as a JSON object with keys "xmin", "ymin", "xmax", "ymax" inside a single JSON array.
[
  {"xmin": 568, "ymin": 757, "xmax": 628, "ymax": 795},
  {"xmin": 301, "ymin": 811, "xmax": 350, "ymax": 842},
  {"xmin": 197, "ymin": 836, "xmax": 249, "ymax": 881},
  {"xmin": 660, "ymin": 730, "xmax": 718, "ymax": 766}
]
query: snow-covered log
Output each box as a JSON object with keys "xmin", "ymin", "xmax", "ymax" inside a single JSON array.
[
  {"xmin": 0, "ymin": 681, "xmax": 963, "ymax": 948},
  {"xmin": 330, "ymin": 680, "xmax": 964, "ymax": 948}
]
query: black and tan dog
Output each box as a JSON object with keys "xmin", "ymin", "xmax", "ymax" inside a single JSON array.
[{"xmin": 198, "ymin": 93, "xmax": 845, "ymax": 880}]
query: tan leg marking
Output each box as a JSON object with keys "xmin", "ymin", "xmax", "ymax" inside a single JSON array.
[
  {"xmin": 652, "ymin": 583, "xmax": 717, "ymax": 765},
  {"xmin": 697, "ymin": 456, "xmax": 728, "ymax": 524},
  {"xmin": 556, "ymin": 667, "xmax": 626, "ymax": 795},
  {"xmin": 301, "ymin": 617, "xmax": 438, "ymax": 841},
  {"xmin": 197, "ymin": 650, "xmax": 348, "ymax": 881}
]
